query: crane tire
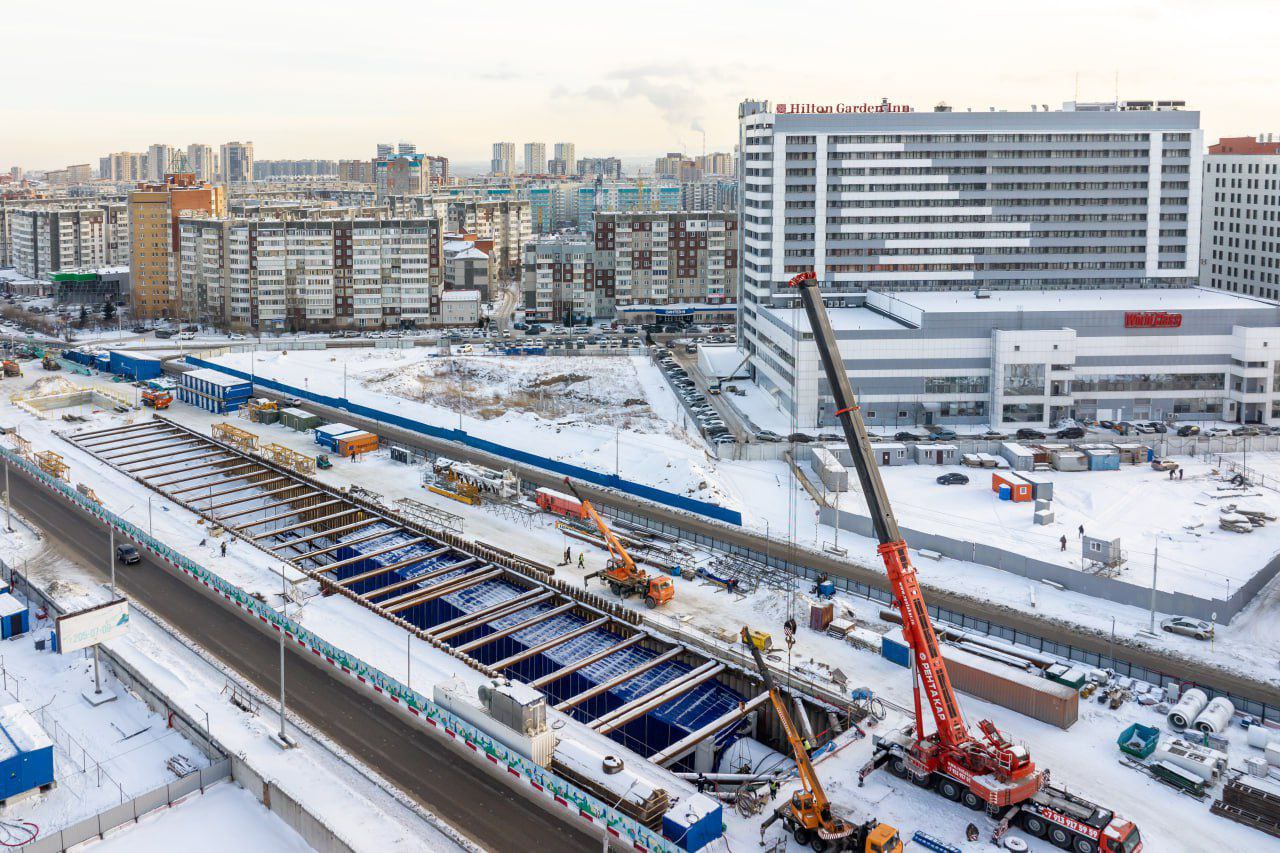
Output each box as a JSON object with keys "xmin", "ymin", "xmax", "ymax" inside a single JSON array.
[{"xmin": 644, "ymin": 596, "xmax": 657, "ymax": 608}]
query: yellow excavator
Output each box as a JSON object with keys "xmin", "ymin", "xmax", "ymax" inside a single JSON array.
[
  {"xmin": 742, "ymin": 626, "xmax": 901, "ymax": 853},
  {"xmin": 563, "ymin": 478, "xmax": 674, "ymax": 608}
]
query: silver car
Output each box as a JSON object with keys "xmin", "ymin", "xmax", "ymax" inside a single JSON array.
[{"xmin": 1161, "ymin": 616, "xmax": 1214, "ymax": 640}]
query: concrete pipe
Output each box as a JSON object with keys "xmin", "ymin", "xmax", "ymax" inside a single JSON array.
[
  {"xmin": 1193, "ymin": 696, "xmax": 1235, "ymax": 734},
  {"xmin": 1167, "ymin": 688, "xmax": 1208, "ymax": 730}
]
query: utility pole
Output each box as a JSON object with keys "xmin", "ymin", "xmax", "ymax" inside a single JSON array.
[
  {"xmin": 277, "ymin": 564, "xmax": 291, "ymax": 747},
  {"xmin": 406, "ymin": 633, "xmax": 412, "ymax": 690},
  {"xmin": 4, "ymin": 459, "xmax": 11, "ymax": 533},
  {"xmin": 109, "ymin": 526, "xmax": 115, "ymax": 598},
  {"xmin": 1149, "ymin": 543, "xmax": 1159, "ymax": 633}
]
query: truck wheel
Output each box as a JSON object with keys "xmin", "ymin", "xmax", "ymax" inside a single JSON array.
[
  {"xmin": 609, "ymin": 582, "xmax": 621, "ymax": 596},
  {"xmin": 1021, "ymin": 815, "xmax": 1047, "ymax": 838},
  {"xmin": 792, "ymin": 827, "xmax": 811, "ymax": 846},
  {"xmin": 937, "ymin": 778, "xmax": 961, "ymax": 801},
  {"xmin": 1048, "ymin": 826, "xmax": 1072, "ymax": 849},
  {"xmin": 961, "ymin": 789, "xmax": 984, "ymax": 810},
  {"xmin": 810, "ymin": 837, "xmax": 829, "ymax": 852},
  {"xmin": 644, "ymin": 595, "xmax": 657, "ymax": 608},
  {"xmin": 888, "ymin": 756, "xmax": 909, "ymax": 778},
  {"xmin": 1072, "ymin": 838, "xmax": 1097, "ymax": 853}
]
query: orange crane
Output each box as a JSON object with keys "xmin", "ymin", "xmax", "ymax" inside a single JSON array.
[
  {"xmin": 561, "ymin": 477, "xmax": 674, "ymax": 608},
  {"xmin": 788, "ymin": 271, "xmax": 1141, "ymax": 852},
  {"xmin": 743, "ymin": 626, "xmax": 901, "ymax": 853}
]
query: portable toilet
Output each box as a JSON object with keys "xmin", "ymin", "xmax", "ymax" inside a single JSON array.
[
  {"xmin": 0, "ymin": 704, "xmax": 53, "ymax": 804},
  {"xmin": 0, "ymin": 595, "xmax": 28, "ymax": 639},
  {"xmin": 1084, "ymin": 446, "xmax": 1121, "ymax": 471},
  {"xmin": 914, "ymin": 443, "xmax": 957, "ymax": 465},
  {"xmin": 1000, "ymin": 442, "xmax": 1036, "ymax": 471},
  {"xmin": 868, "ymin": 442, "xmax": 908, "ymax": 466},
  {"xmin": 991, "ymin": 471, "xmax": 1033, "ymax": 502}
]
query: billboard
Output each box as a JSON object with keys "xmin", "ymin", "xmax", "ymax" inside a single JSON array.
[{"xmin": 56, "ymin": 599, "xmax": 130, "ymax": 654}]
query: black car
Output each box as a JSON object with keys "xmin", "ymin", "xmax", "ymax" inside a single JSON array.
[
  {"xmin": 894, "ymin": 431, "xmax": 923, "ymax": 442},
  {"xmin": 817, "ymin": 433, "xmax": 843, "ymax": 442},
  {"xmin": 131, "ymin": 325, "xmax": 147, "ymax": 334},
  {"xmin": 116, "ymin": 544, "xmax": 141, "ymax": 565},
  {"xmin": 936, "ymin": 473, "xmax": 970, "ymax": 486},
  {"xmin": 1055, "ymin": 427, "xmax": 1085, "ymax": 439},
  {"xmin": 154, "ymin": 329, "xmax": 174, "ymax": 339},
  {"xmin": 1015, "ymin": 428, "xmax": 1046, "ymax": 440},
  {"xmin": 787, "ymin": 433, "xmax": 814, "ymax": 443}
]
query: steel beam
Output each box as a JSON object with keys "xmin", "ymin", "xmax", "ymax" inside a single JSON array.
[
  {"xmin": 163, "ymin": 466, "xmax": 265, "ymax": 492},
  {"xmin": 312, "ymin": 536, "xmax": 430, "ymax": 574},
  {"xmin": 591, "ymin": 663, "xmax": 725, "ymax": 735},
  {"xmin": 289, "ymin": 529, "xmax": 399, "ymax": 561},
  {"xmin": 344, "ymin": 552, "xmax": 467, "ymax": 593},
  {"xmin": 527, "ymin": 634, "xmax": 647, "ymax": 689},
  {"xmin": 648, "ymin": 693, "xmax": 771, "ymax": 766},
  {"xmin": 75, "ymin": 421, "xmax": 178, "ymax": 443},
  {"xmin": 125, "ymin": 450, "xmax": 234, "ymax": 475},
  {"xmin": 555, "ymin": 646, "xmax": 686, "ymax": 712},
  {"xmin": 490, "ymin": 617, "xmax": 610, "ymax": 671},
  {"xmin": 100, "ymin": 436, "xmax": 203, "ymax": 459},
  {"xmin": 373, "ymin": 563, "xmax": 492, "ymax": 608},
  {"xmin": 382, "ymin": 568, "xmax": 503, "ymax": 614},
  {"xmin": 452, "ymin": 602, "xmax": 579, "ymax": 655},
  {"xmin": 214, "ymin": 493, "xmax": 324, "ymax": 522},
  {"xmin": 232, "ymin": 500, "xmax": 343, "ymax": 531},
  {"xmin": 428, "ymin": 590, "xmax": 554, "ymax": 641},
  {"xmin": 205, "ymin": 483, "xmax": 308, "ymax": 511},
  {"xmin": 249, "ymin": 507, "xmax": 362, "ymax": 540},
  {"xmin": 267, "ymin": 518, "xmax": 385, "ymax": 550}
]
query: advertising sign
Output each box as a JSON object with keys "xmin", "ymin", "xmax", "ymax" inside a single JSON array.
[
  {"xmin": 1124, "ymin": 311, "xmax": 1182, "ymax": 328},
  {"xmin": 56, "ymin": 599, "xmax": 130, "ymax": 653}
]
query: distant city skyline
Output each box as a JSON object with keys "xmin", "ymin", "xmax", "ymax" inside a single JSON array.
[{"xmin": 7, "ymin": 0, "xmax": 1278, "ymax": 169}]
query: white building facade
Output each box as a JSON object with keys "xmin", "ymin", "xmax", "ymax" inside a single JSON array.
[{"xmin": 1200, "ymin": 136, "xmax": 1280, "ymax": 302}]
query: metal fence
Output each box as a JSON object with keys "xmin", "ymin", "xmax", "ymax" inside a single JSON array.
[{"xmin": 18, "ymin": 761, "xmax": 231, "ymax": 853}]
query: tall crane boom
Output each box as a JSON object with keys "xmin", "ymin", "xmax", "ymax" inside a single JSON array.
[
  {"xmin": 786, "ymin": 270, "xmax": 1041, "ymax": 810},
  {"xmin": 562, "ymin": 477, "xmax": 635, "ymax": 576}
]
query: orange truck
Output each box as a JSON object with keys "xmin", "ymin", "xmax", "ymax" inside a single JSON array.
[{"xmin": 335, "ymin": 431, "xmax": 379, "ymax": 458}]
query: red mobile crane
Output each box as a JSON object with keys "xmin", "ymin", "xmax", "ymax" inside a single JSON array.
[
  {"xmin": 562, "ymin": 478, "xmax": 675, "ymax": 608},
  {"xmin": 787, "ymin": 271, "xmax": 1141, "ymax": 853}
]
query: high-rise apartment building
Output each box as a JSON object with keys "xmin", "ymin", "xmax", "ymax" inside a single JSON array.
[
  {"xmin": 128, "ymin": 174, "xmax": 226, "ymax": 319},
  {"xmin": 338, "ymin": 160, "xmax": 375, "ymax": 184},
  {"xmin": 376, "ymin": 143, "xmax": 394, "ymax": 159},
  {"xmin": 553, "ymin": 143, "xmax": 576, "ymax": 176},
  {"xmin": 147, "ymin": 144, "xmax": 174, "ymax": 181},
  {"xmin": 398, "ymin": 141, "xmax": 416, "ymax": 156},
  {"xmin": 374, "ymin": 152, "xmax": 448, "ymax": 197},
  {"xmin": 8, "ymin": 205, "xmax": 128, "ymax": 278},
  {"xmin": 446, "ymin": 197, "xmax": 531, "ymax": 278},
  {"xmin": 696, "ymin": 152, "xmax": 734, "ymax": 176},
  {"xmin": 101, "ymin": 152, "xmax": 148, "ymax": 182},
  {"xmin": 43, "ymin": 164, "xmax": 92, "ymax": 184},
  {"xmin": 219, "ymin": 141, "xmax": 254, "ymax": 183},
  {"xmin": 655, "ymin": 152, "xmax": 700, "ymax": 180},
  {"xmin": 491, "ymin": 142, "xmax": 515, "ymax": 176},
  {"xmin": 523, "ymin": 143, "xmax": 546, "ymax": 175},
  {"xmin": 577, "ymin": 157, "xmax": 623, "ymax": 180},
  {"xmin": 1201, "ymin": 135, "xmax": 1280, "ymax": 302},
  {"xmin": 186, "ymin": 144, "xmax": 217, "ymax": 182},
  {"xmin": 177, "ymin": 214, "xmax": 443, "ymax": 330}
]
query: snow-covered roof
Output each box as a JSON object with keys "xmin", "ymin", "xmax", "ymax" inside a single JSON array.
[
  {"xmin": 761, "ymin": 305, "xmax": 909, "ymax": 333},
  {"xmin": 315, "ymin": 423, "xmax": 358, "ymax": 437},
  {"xmin": 442, "ymin": 290, "xmax": 481, "ymax": 302},
  {"xmin": 181, "ymin": 368, "xmax": 249, "ymax": 388},
  {"xmin": 890, "ymin": 286, "xmax": 1265, "ymax": 314},
  {"xmin": 0, "ymin": 704, "xmax": 52, "ymax": 757},
  {"xmin": 0, "ymin": 594, "xmax": 24, "ymax": 619},
  {"xmin": 453, "ymin": 247, "xmax": 489, "ymax": 261}
]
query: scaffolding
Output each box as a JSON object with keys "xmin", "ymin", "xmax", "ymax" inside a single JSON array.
[
  {"xmin": 261, "ymin": 442, "xmax": 316, "ymax": 475},
  {"xmin": 395, "ymin": 497, "xmax": 464, "ymax": 535},
  {"xmin": 211, "ymin": 422, "xmax": 258, "ymax": 453},
  {"xmin": 35, "ymin": 451, "xmax": 69, "ymax": 481},
  {"xmin": 10, "ymin": 435, "xmax": 32, "ymax": 459}
]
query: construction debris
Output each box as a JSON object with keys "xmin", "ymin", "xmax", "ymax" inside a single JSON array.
[{"xmin": 1212, "ymin": 773, "xmax": 1280, "ymax": 838}]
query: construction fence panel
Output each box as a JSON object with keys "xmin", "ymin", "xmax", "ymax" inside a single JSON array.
[{"xmin": 0, "ymin": 446, "xmax": 680, "ymax": 853}]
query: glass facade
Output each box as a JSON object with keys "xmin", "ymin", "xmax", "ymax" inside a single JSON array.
[
  {"xmin": 925, "ymin": 376, "xmax": 989, "ymax": 395},
  {"xmin": 1072, "ymin": 372, "xmax": 1225, "ymax": 393},
  {"xmin": 1003, "ymin": 364, "xmax": 1045, "ymax": 396},
  {"xmin": 1002, "ymin": 402, "xmax": 1045, "ymax": 423}
]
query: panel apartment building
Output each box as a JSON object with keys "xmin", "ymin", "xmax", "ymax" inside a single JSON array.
[
  {"xmin": 522, "ymin": 211, "xmax": 737, "ymax": 324},
  {"xmin": 7, "ymin": 203, "xmax": 129, "ymax": 278},
  {"xmin": 177, "ymin": 214, "xmax": 443, "ymax": 331},
  {"xmin": 1200, "ymin": 135, "xmax": 1280, "ymax": 302},
  {"xmin": 736, "ymin": 98, "xmax": 1204, "ymax": 427},
  {"xmin": 129, "ymin": 174, "xmax": 226, "ymax": 320}
]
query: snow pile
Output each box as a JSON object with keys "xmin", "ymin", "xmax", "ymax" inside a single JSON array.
[{"xmin": 25, "ymin": 376, "xmax": 79, "ymax": 397}]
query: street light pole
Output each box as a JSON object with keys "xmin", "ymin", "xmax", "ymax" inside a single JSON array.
[
  {"xmin": 1149, "ymin": 543, "xmax": 1159, "ymax": 634},
  {"xmin": 109, "ymin": 526, "xmax": 115, "ymax": 598},
  {"xmin": 4, "ymin": 459, "xmax": 11, "ymax": 533},
  {"xmin": 279, "ymin": 565, "xmax": 288, "ymax": 744}
]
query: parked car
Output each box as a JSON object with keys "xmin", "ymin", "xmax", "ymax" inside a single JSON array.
[
  {"xmin": 1098, "ymin": 420, "xmax": 1116, "ymax": 431},
  {"xmin": 131, "ymin": 325, "xmax": 148, "ymax": 334},
  {"xmin": 228, "ymin": 332, "xmax": 246, "ymax": 340},
  {"xmin": 177, "ymin": 331, "xmax": 196, "ymax": 340},
  {"xmin": 1145, "ymin": 421, "xmax": 1168, "ymax": 434},
  {"xmin": 1151, "ymin": 458, "xmax": 1179, "ymax": 472},
  {"xmin": 787, "ymin": 433, "xmax": 814, "ymax": 443},
  {"xmin": 755, "ymin": 430, "xmax": 784, "ymax": 443},
  {"xmin": 1161, "ymin": 616, "xmax": 1214, "ymax": 640},
  {"xmin": 1176, "ymin": 424, "xmax": 1201, "ymax": 437},
  {"xmin": 926, "ymin": 427, "xmax": 957, "ymax": 441},
  {"xmin": 154, "ymin": 329, "xmax": 174, "ymax": 339},
  {"xmin": 978, "ymin": 430, "xmax": 1009, "ymax": 441},
  {"xmin": 1015, "ymin": 428, "xmax": 1046, "ymax": 440},
  {"xmin": 182, "ymin": 325, "xmax": 199, "ymax": 333},
  {"xmin": 1133, "ymin": 423, "xmax": 1157, "ymax": 434},
  {"xmin": 894, "ymin": 431, "xmax": 923, "ymax": 442},
  {"xmin": 936, "ymin": 473, "xmax": 970, "ymax": 486},
  {"xmin": 1113, "ymin": 421, "xmax": 1135, "ymax": 435},
  {"xmin": 711, "ymin": 435, "xmax": 736, "ymax": 445},
  {"xmin": 1233, "ymin": 426, "xmax": 1260, "ymax": 437},
  {"xmin": 817, "ymin": 433, "xmax": 843, "ymax": 442},
  {"xmin": 116, "ymin": 544, "xmax": 141, "ymax": 565},
  {"xmin": 1206, "ymin": 427, "xmax": 1231, "ymax": 437},
  {"xmin": 1055, "ymin": 427, "xmax": 1085, "ymax": 439}
]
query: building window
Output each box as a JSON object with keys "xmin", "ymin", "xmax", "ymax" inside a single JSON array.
[
  {"xmin": 1002, "ymin": 402, "xmax": 1045, "ymax": 423},
  {"xmin": 1003, "ymin": 364, "xmax": 1045, "ymax": 397}
]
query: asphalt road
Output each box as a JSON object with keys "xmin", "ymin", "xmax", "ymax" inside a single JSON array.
[{"xmin": 7, "ymin": 468, "xmax": 596, "ymax": 853}]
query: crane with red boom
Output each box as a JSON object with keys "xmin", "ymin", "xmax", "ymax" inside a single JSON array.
[{"xmin": 787, "ymin": 271, "xmax": 1141, "ymax": 853}]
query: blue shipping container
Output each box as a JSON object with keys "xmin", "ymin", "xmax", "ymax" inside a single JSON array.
[
  {"xmin": 0, "ymin": 704, "xmax": 54, "ymax": 802},
  {"xmin": 0, "ymin": 594, "xmax": 27, "ymax": 639},
  {"xmin": 663, "ymin": 794, "xmax": 722, "ymax": 852},
  {"xmin": 108, "ymin": 351, "xmax": 162, "ymax": 381},
  {"xmin": 94, "ymin": 354, "xmax": 111, "ymax": 371},
  {"xmin": 881, "ymin": 635, "xmax": 910, "ymax": 667}
]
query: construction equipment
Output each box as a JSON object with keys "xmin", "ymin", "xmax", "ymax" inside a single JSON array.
[
  {"xmin": 2, "ymin": 360, "xmax": 21, "ymax": 377},
  {"xmin": 141, "ymin": 389, "xmax": 173, "ymax": 409},
  {"xmin": 743, "ymin": 626, "xmax": 901, "ymax": 853},
  {"xmin": 211, "ymin": 422, "xmax": 257, "ymax": 453},
  {"xmin": 34, "ymin": 451, "xmax": 69, "ymax": 481},
  {"xmin": 563, "ymin": 477, "xmax": 673, "ymax": 608},
  {"xmin": 41, "ymin": 354, "xmax": 61, "ymax": 371},
  {"xmin": 788, "ymin": 271, "xmax": 1141, "ymax": 853},
  {"xmin": 316, "ymin": 454, "xmax": 333, "ymax": 470}
]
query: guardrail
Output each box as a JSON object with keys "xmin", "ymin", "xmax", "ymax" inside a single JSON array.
[
  {"xmin": 181, "ymin": 354, "xmax": 743, "ymax": 526},
  {"xmin": 0, "ymin": 445, "xmax": 684, "ymax": 853}
]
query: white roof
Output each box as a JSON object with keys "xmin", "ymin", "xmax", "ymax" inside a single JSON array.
[
  {"xmin": 0, "ymin": 594, "xmax": 24, "ymax": 619},
  {"xmin": 890, "ymin": 286, "xmax": 1263, "ymax": 314},
  {"xmin": 110, "ymin": 350, "xmax": 159, "ymax": 361},
  {"xmin": 442, "ymin": 290, "xmax": 481, "ymax": 302},
  {"xmin": 315, "ymin": 423, "xmax": 358, "ymax": 436},
  {"xmin": 453, "ymin": 247, "xmax": 489, "ymax": 261},
  {"xmin": 182, "ymin": 367, "xmax": 248, "ymax": 388},
  {"xmin": 761, "ymin": 305, "xmax": 907, "ymax": 333},
  {"xmin": 0, "ymin": 704, "xmax": 52, "ymax": 756},
  {"xmin": 280, "ymin": 407, "xmax": 312, "ymax": 418}
]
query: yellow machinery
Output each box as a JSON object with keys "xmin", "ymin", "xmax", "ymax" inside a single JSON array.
[
  {"xmin": 211, "ymin": 422, "xmax": 258, "ymax": 453},
  {"xmin": 261, "ymin": 442, "xmax": 316, "ymax": 475},
  {"xmin": 428, "ymin": 483, "xmax": 479, "ymax": 505},
  {"xmin": 743, "ymin": 626, "xmax": 901, "ymax": 853},
  {"xmin": 35, "ymin": 451, "xmax": 69, "ymax": 481},
  {"xmin": 246, "ymin": 398, "xmax": 279, "ymax": 423},
  {"xmin": 10, "ymin": 435, "xmax": 32, "ymax": 459},
  {"xmin": 76, "ymin": 483, "xmax": 101, "ymax": 504}
]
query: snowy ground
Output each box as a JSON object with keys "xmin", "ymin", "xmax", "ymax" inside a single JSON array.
[{"xmin": 90, "ymin": 782, "xmax": 312, "ymax": 852}]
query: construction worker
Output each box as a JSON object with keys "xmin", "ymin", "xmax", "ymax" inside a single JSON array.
[
  {"xmin": 1078, "ymin": 523, "xmax": 1085, "ymax": 538},
  {"xmin": 220, "ymin": 540, "xmax": 227, "ymax": 557},
  {"xmin": 1060, "ymin": 534, "xmax": 1067, "ymax": 552},
  {"xmin": 563, "ymin": 546, "xmax": 571, "ymax": 565},
  {"xmin": 768, "ymin": 778, "xmax": 780, "ymax": 801},
  {"xmin": 1169, "ymin": 468, "xmax": 1175, "ymax": 480},
  {"xmin": 695, "ymin": 772, "xmax": 707, "ymax": 793},
  {"xmin": 577, "ymin": 553, "xmax": 585, "ymax": 570},
  {"xmin": 1179, "ymin": 468, "xmax": 1184, "ymax": 480}
]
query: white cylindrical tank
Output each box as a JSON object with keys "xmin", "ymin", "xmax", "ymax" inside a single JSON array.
[
  {"xmin": 1167, "ymin": 688, "xmax": 1208, "ymax": 729},
  {"xmin": 715, "ymin": 737, "xmax": 797, "ymax": 778},
  {"xmin": 1193, "ymin": 696, "xmax": 1235, "ymax": 734},
  {"xmin": 1247, "ymin": 724, "xmax": 1273, "ymax": 749}
]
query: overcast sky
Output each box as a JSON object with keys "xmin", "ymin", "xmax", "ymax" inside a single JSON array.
[{"xmin": 7, "ymin": 0, "xmax": 1278, "ymax": 169}]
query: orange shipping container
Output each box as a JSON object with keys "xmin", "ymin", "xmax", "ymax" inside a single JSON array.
[
  {"xmin": 336, "ymin": 431, "xmax": 379, "ymax": 457},
  {"xmin": 991, "ymin": 471, "xmax": 1033, "ymax": 502}
]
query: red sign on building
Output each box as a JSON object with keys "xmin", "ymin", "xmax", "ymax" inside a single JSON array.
[{"xmin": 1124, "ymin": 311, "xmax": 1182, "ymax": 329}]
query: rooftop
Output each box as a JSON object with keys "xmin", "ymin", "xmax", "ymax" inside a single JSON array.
[{"xmin": 883, "ymin": 286, "xmax": 1269, "ymax": 315}]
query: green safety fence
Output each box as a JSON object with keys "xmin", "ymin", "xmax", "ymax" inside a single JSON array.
[{"xmin": 0, "ymin": 445, "xmax": 683, "ymax": 852}]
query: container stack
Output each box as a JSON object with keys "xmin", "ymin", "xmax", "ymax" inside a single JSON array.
[
  {"xmin": 107, "ymin": 351, "xmax": 162, "ymax": 381},
  {"xmin": 177, "ymin": 368, "xmax": 253, "ymax": 414}
]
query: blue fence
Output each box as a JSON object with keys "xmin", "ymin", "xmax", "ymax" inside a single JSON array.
[{"xmin": 183, "ymin": 356, "xmax": 743, "ymax": 526}]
